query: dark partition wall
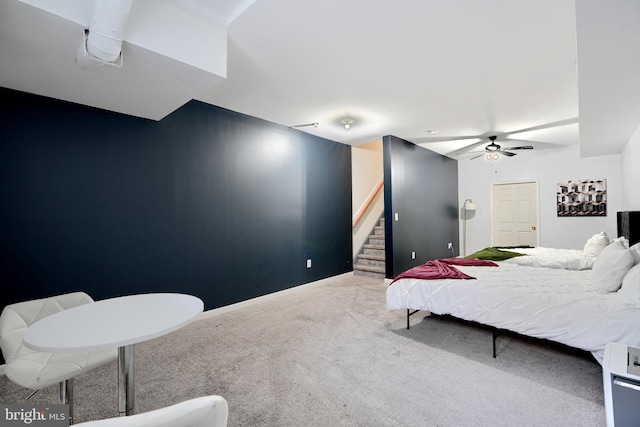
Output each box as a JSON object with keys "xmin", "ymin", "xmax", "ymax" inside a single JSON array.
[
  {"xmin": 383, "ymin": 135, "xmax": 459, "ymax": 278},
  {"xmin": 0, "ymin": 88, "xmax": 352, "ymax": 313}
]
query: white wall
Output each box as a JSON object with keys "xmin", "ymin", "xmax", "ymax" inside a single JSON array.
[
  {"xmin": 458, "ymin": 145, "xmax": 622, "ymax": 253},
  {"xmin": 621, "ymin": 123, "xmax": 640, "ymax": 210},
  {"xmin": 351, "ymin": 141, "xmax": 383, "ymax": 257}
]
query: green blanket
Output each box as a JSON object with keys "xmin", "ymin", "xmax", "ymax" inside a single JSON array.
[{"xmin": 465, "ymin": 246, "xmax": 527, "ymax": 261}]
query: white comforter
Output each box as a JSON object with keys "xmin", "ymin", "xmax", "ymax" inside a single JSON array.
[
  {"xmin": 499, "ymin": 247, "xmax": 595, "ymax": 270},
  {"xmin": 386, "ymin": 263, "xmax": 640, "ymax": 363}
]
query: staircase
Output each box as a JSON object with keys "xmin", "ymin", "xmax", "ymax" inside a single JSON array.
[{"xmin": 353, "ymin": 215, "xmax": 386, "ymax": 279}]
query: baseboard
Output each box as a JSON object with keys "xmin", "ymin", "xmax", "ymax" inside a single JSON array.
[{"xmin": 199, "ymin": 272, "xmax": 354, "ymax": 319}]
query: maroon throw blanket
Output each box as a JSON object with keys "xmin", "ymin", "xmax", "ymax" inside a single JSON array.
[
  {"xmin": 390, "ymin": 258, "xmax": 498, "ymax": 284},
  {"xmin": 437, "ymin": 257, "xmax": 499, "ymax": 267}
]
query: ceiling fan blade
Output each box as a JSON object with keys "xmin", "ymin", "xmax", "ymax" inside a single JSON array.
[
  {"xmin": 503, "ymin": 146, "xmax": 533, "ymax": 150},
  {"xmin": 502, "ymin": 138, "xmax": 538, "ymax": 145},
  {"xmin": 414, "ymin": 134, "xmax": 483, "ymax": 143},
  {"xmin": 506, "ymin": 117, "xmax": 579, "ymax": 137},
  {"xmin": 503, "ymin": 138, "xmax": 571, "ymax": 150},
  {"xmin": 500, "ymin": 151, "xmax": 517, "ymax": 157},
  {"xmin": 445, "ymin": 139, "xmax": 489, "ymax": 157},
  {"xmin": 469, "ymin": 153, "xmax": 486, "ymax": 160}
]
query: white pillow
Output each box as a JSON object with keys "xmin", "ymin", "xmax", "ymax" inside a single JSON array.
[
  {"xmin": 591, "ymin": 239, "xmax": 634, "ymax": 293},
  {"xmin": 583, "ymin": 231, "xmax": 610, "ymax": 257},
  {"xmin": 618, "ymin": 263, "xmax": 640, "ymax": 306},
  {"xmin": 611, "ymin": 236, "xmax": 629, "ymax": 249},
  {"xmin": 630, "ymin": 242, "xmax": 640, "ymax": 265}
]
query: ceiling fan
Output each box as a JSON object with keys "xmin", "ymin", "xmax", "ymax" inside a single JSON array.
[
  {"xmin": 468, "ymin": 135, "xmax": 533, "ymax": 160},
  {"xmin": 414, "ymin": 117, "xmax": 579, "ymax": 159}
]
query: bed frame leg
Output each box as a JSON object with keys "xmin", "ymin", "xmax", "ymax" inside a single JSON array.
[
  {"xmin": 406, "ymin": 309, "xmax": 419, "ymax": 329},
  {"xmin": 492, "ymin": 329, "xmax": 500, "ymax": 358}
]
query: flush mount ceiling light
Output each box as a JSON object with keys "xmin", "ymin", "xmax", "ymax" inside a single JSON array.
[
  {"xmin": 425, "ymin": 129, "xmax": 438, "ymax": 134},
  {"xmin": 341, "ymin": 118, "xmax": 353, "ymax": 130}
]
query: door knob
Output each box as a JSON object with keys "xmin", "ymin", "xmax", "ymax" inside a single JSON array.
[{"xmin": 531, "ymin": 226, "xmax": 536, "ymax": 230}]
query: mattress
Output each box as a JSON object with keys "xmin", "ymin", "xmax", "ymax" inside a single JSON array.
[
  {"xmin": 386, "ymin": 263, "xmax": 640, "ymax": 363},
  {"xmin": 499, "ymin": 247, "xmax": 595, "ymax": 270}
]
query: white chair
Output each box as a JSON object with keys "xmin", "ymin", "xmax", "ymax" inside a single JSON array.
[
  {"xmin": 0, "ymin": 292, "xmax": 117, "ymax": 422},
  {"xmin": 74, "ymin": 396, "xmax": 229, "ymax": 426}
]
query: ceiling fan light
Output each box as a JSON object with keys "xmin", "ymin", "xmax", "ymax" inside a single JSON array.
[{"xmin": 492, "ymin": 153, "xmax": 499, "ymax": 160}]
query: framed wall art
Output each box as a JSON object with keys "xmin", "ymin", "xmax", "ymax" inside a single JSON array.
[{"xmin": 556, "ymin": 179, "xmax": 606, "ymax": 217}]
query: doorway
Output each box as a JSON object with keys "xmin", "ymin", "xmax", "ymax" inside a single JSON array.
[{"xmin": 492, "ymin": 181, "xmax": 539, "ymax": 247}]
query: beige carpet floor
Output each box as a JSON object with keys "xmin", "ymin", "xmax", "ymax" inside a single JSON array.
[{"xmin": 1, "ymin": 273, "xmax": 605, "ymax": 426}]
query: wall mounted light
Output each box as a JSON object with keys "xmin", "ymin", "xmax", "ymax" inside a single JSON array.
[
  {"xmin": 341, "ymin": 118, "xmax": 353, "ymax": 130},
  {"xmin": 463, "ymin": 199, "xmax": 477, "ymax": 256}
]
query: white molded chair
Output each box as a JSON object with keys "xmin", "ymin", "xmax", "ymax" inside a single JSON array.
[
  {"xmin": 0, "ymin": 292, "xmax": 117, "ymax": 422},
  {"xmin": 75, "ymin": 396, "xmax": 229, "ymax": 426}
]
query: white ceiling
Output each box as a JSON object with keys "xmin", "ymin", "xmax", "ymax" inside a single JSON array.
[{"xmin": 2, "ymin": 0, "xmax": 639, "ymax": 160}]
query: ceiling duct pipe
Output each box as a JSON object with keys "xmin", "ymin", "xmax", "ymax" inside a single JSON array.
[{"xmin": 76, "ymin": 0, "xmax": 133, "ymax": 69}]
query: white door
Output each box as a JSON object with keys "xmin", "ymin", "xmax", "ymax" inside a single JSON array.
[{"xmin": 492, "ymin": 182, "xmax": 539, "ymax": 247}]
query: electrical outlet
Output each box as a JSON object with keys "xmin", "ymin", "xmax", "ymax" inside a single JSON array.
[
  {"xmin": 447, "ymin": 242, "xmax": 453, "ymax": 250},
  {"xmin": 306, "ymin": 259, "xmax": 312, "ymax": 268},
  {"xmin": 411, "ymin": 251, "xmax": 416, "ymax": 259}
]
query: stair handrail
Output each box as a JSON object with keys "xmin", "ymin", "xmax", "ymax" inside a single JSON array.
[{"xmin": 353, "ymin": 176, "xmax": 384, "ymax": 228}]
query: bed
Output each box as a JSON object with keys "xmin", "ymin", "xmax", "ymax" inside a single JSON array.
[
  {"xmin": 499, "ymin": 246, "xmax": 596, "ymax": 270},
  {"xmin": 386, "ymin": 211, "xmax": 640, "ymax": 364},
  {"xmin": 466, "ymin": 230, "xmax": 612, "ymax": 270}
]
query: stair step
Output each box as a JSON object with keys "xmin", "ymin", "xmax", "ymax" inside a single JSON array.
[
  {"xmin": 364, "ymin": 243, "xmax": 384, "ymax": 249},
  {"xmin": 353, "ymin": 264, "xmax": 385, "ymax": 281},
  {"xmin": 356, "ymin": 255, "xmax": 385, "ymax": 267},
  {"xmin": 363, "ymin": 244, "xmax": 385, "ymax": 256},
  {"xmin": 354, "ymin": 213, "xmax": 386, "ymax": 280},
  {"xmin": 354, "ymin": 263, "xmax": 384, "ymax": 272},
  {"xmin": 358, "ymin": 254, "xmax": 385, "ymax": 261},
  {"xmin": 354, "ymin": 270, "xmax": 385, "ymax": 279}
]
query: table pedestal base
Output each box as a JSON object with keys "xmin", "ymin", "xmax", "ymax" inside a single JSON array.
[
  {"xmin": 60, "ymin": 378, "xmax": 73, "ymax": 423},
  {"xmin": 118, "ymin": 344, "xmax": 135, "ymax": 416}
]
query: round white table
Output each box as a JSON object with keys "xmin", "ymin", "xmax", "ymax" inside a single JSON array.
[{"xmin": 22, "ymin": 293, "xmax": 204, "ymax": 416}]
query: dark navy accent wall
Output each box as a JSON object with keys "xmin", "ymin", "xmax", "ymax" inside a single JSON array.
[
  {"xmin": 0, "ymin": 88, "xmax": 352, "ymax": 314},
  {"xmin": 383, "ymin": 135, "xmax": 459, "ymax": 278},
  {"xmin": 383, "ymin": 137, "xmax": 395, "ymax": 279}
]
